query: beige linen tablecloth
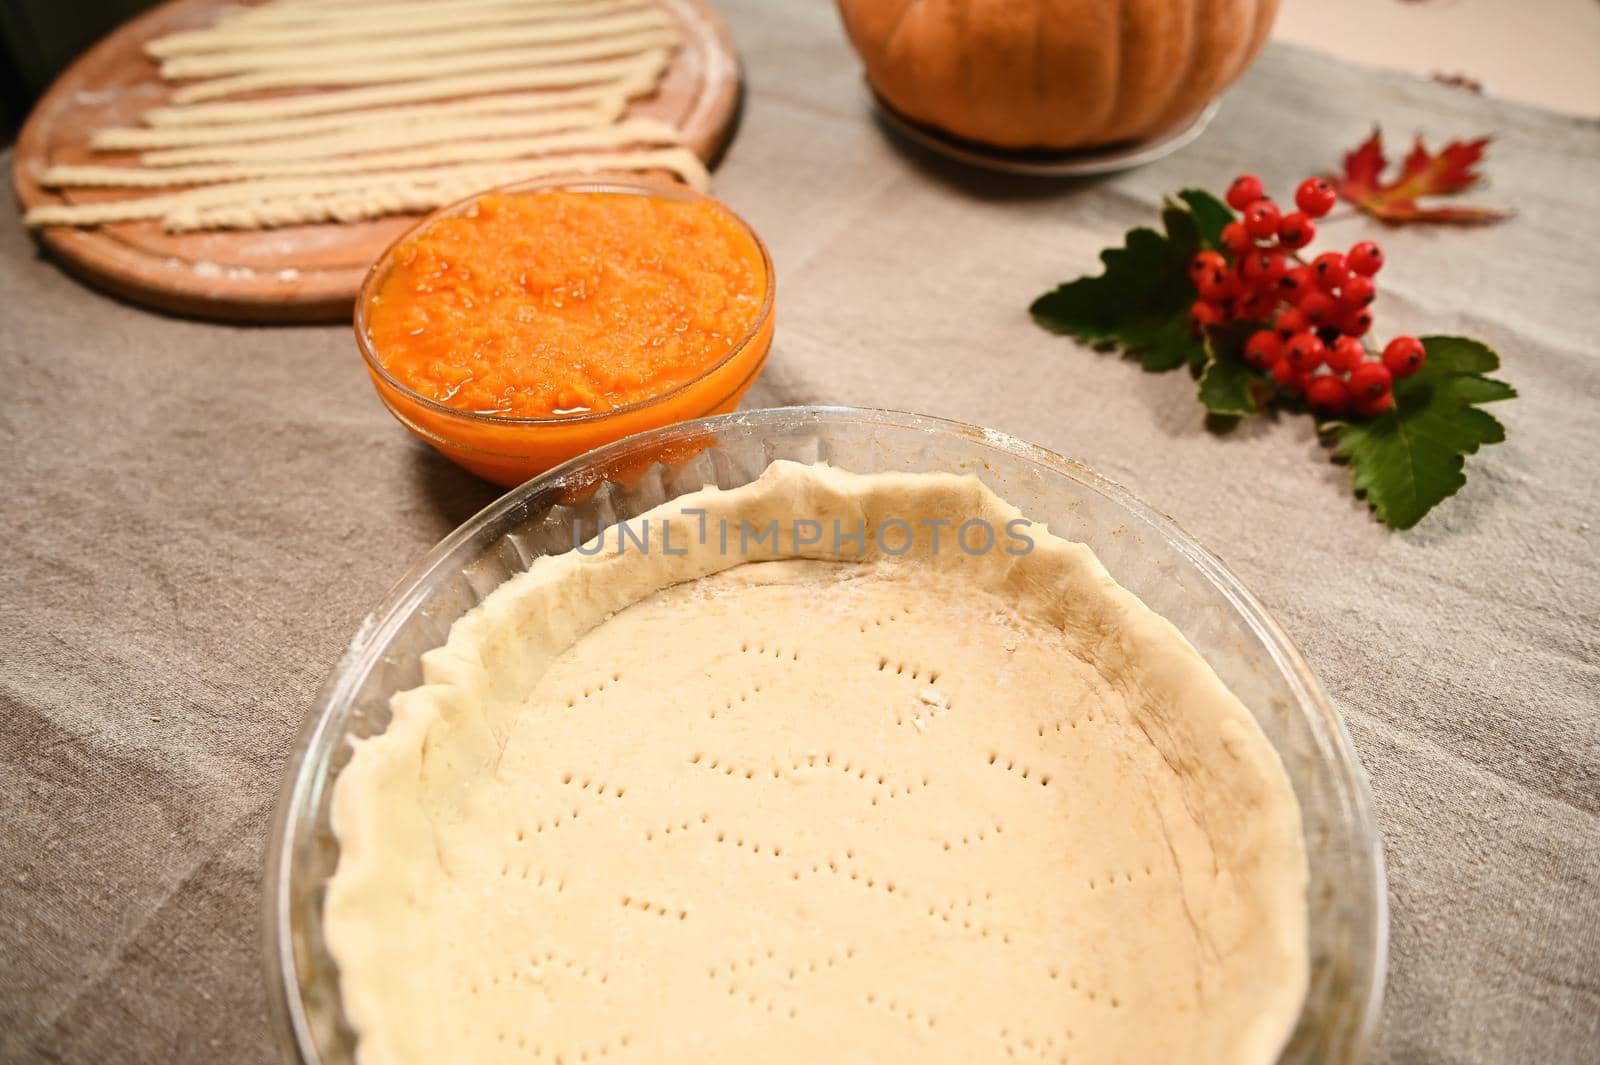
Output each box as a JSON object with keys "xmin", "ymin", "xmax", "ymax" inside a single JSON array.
[{"xmin": 2, "ymin": 3, "xmax": 1597, "ymax": 1062}]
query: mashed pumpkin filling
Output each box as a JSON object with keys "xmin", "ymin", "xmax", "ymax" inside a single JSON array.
[{"xmin": 365, "ymin": 189, "xmax": 767, "ymax": 418}]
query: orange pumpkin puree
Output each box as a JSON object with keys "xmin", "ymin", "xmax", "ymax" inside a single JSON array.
[{"xmin": 366, "ymin": 190, "xmax": 766, "ymax": 419}]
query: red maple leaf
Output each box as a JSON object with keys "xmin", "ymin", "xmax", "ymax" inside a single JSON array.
[{"xmin": 1334, "ymin": 128, "xmax": 1512, "ymax": 225}]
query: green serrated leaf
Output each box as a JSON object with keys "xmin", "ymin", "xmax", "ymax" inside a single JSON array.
[
  {"xmin": 1198, "ymin": 322, "xmax": 1266, "ymax": 414},
  {"xmin": 1030, "ymin": 207, "xmax": 1214, "ymax": 372},
  {"xmin": 1110, "ymin": 314, "xmax": 1198, "ymax": 372},
  {"xmin": 1198, "ymin": 359, "xmax": 1260, "ymax": 414},
  {"xmin": 1331, "ymin": 336, "xmax": 1515, "ymax": 529},
  {"xmin": 1177, "ymin": 189, "xmax": 1234, "ymax": 249},
  {"xmin": 1161, "ymin": 204, "xmax": 1202, "ymax": 261}
]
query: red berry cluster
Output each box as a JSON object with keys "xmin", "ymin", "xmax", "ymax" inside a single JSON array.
[{"xmin": 1187, "ymin": 174, "xmax": 1426, "ymax": 418}]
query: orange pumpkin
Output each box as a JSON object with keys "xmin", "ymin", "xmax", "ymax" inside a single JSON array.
[{"xmin": 836, "ymin": 0, "xmax": 1281, "ymax": 151}]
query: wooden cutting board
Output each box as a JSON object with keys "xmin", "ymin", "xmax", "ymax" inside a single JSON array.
[{"xmin": 11, "ymin": 0, "xmax": 742, "ymax": 322}]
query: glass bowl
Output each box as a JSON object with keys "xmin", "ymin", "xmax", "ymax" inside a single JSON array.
[
  {"xmin": 354, "ymin": 176, "xmax": 776, "ymax": 487},
  {"xmin": 266, "ymin": 406, "xmax": 1386, "ymax": 1064}
]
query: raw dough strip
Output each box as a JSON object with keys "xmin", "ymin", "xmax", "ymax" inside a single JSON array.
[
  {"xmin": 143, "ymin": 51, "xmax": 669, "ymax": 127},
  {"xmin": 218, "ymin": 0, "xmax": 609, "ymax": 30},
  {"xmin": 166, "ymin": 165, "xmax": 700, "ymax": 229},
  {"xmin": 170, "ymin": 149, "xmax": 710, "ymax": 229},
  {"xmin": 170, "ymin": 29, "xmax": 679, "ymax": 104},
  {"xmin": 23, "ymin": 148, "xmax": 710, "ymax": 229},
  {"xmin": 147, "ymin": 0, "xmax": 648, "ymax": 57},
  {"xmin": 138, "ymin": 101, "xmax": 624, "ymax": 167},
  {"xmin": 160, "ymin": 9, "xmax": 673, "ymax": 80},
  {"xmin": 253, "ymin": 0, "xmax": 515, "ymax": 8},
  {"xmin": 44, "ymin": 118, "xmax": 682, "ymax": 187},
  {"xmin": 89, "ymin": 82, "xmax": 643, "ymax": 151}
]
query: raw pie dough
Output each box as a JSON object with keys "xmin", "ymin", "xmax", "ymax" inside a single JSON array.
[{"xmin": 325, "ymin": 462, "xmax": 1309, "ymax": 1065}]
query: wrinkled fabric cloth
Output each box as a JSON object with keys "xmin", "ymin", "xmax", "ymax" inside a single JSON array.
[{"xmin": 2, "ymin": 3, "xmax": 1597, "ymax": 1062}]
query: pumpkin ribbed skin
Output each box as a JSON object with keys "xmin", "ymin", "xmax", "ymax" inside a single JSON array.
[{"xmin": 836, "ymin": 0, "xmax": 1280, "ymax": 151}]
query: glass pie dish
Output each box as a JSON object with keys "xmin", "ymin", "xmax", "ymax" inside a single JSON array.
[{"xmin": 265, "ymin": 406, "xmax": 1387, "ymax": 1063}]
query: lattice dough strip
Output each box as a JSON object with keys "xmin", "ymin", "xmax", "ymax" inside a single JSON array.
[
  {"xmin": 45, "ymin": 118, "xmax": 682, "ymax": 187},
  {"xmin": 171, "ymin": 150, "xmax": 711, "ymax": 229},
  {"xmin": 143, "ymin": 51, "xmax": 669, "ymax": 127},
  {"xmin": 24, "ymin": 148, "xmax": 710, "ymax": 229},
  {"xmin": 137, "ymin": 101, "xmax": 623, "ymax": 167},
  {"xmin": 88, "ymin": 83, "xmax": 643, "ymax": 152},
  {"xmin": 160, "ymin": 9, "xmax": 672, "ymax": 80},
  {"xmin": 217, "ymin": 0, "xmax": 608, "ymax": 30},
  {"xmin": 146, "ymin": 0, "xmax": 650, "ymax": 58},
  {"xmin": 169, "ymin": 29, "xmax": 678, "ymax": 104}
]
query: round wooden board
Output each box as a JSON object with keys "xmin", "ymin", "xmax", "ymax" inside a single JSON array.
[{"xmin": 12, "ymin": 0, "xmax": 743, "ymax": 322}]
